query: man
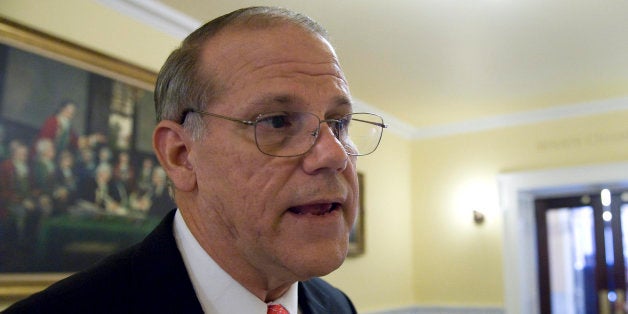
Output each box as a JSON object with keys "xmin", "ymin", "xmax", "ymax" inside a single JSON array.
[
  {"xmin": 38, "ymin": 101, "xmax": 107, "ymax": 156},
  {"xmin": 30, "ymin": 139, "xmax": 57, "ymax": 197},
  {"xmin": 5, "ymin": 6, "xmax": 386, "ymax": 313},
  {"xmin": 37, "ymin": 101, "xmax": 79, "ymax": 154},
  {"xmin": 146, "ymin": 166, "xmax": 175, "ymax": 218},
  {"xmin": 0, "ymin": 141, "xmax": 36, "ymax": 271},
  {"xmin": 82, "ymin": 163, "xmax": 126, "ymax": 215}
]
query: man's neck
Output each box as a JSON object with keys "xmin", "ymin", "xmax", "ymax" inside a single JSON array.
[{"xmin": 172, "ymin": 209, "xmax": 300, "ymax": 313}]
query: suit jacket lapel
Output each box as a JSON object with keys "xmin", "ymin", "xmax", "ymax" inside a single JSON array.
[
  {"xmin": 129, "ymin": 210, "xmax": 204, "ymax": 313},
  {"xmin": 298, "ymin": 281, "xmax": 328, "ymax": 314}
]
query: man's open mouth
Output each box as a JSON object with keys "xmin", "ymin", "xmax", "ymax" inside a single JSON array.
[{"xmin": 288, "ymin": 203, "xmax": 341, "ymax": 216}]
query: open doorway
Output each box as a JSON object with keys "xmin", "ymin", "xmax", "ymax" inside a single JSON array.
[
  {"xmin": 535, "ymin": 190, "xmax": 628, "ymax": 313},
  {"xmin": 499, "ymin": 162, "xmax": 628, "ymax": 314}
]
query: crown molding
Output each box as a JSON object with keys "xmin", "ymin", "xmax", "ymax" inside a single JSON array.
[
  {"xmin": 410, "ymin": 96, "xmax": 628, "ymax": 140},
  {"xmin": 97, "ymin": 0, "xmax": 628, "ymax": 141},
  {"xmin": 353, "ymin": 99, "xmax": 417, "ymax": 139},
  {"xmin": 95, "ymin": 0, "xmax": 199, "ymax": 38}
]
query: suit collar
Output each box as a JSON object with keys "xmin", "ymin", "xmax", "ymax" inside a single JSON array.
[{"xmin": 298, "ymin": 280, "xmax": 329, "ymax": 314}]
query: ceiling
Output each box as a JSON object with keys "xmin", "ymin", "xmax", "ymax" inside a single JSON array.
[{"xmin": 153, "ymin": 0, "xmax": 628, "ymax": 137}]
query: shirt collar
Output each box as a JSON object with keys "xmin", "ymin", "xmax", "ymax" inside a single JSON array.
[{"xmin": 173, "ymin": 209, "xmax": 299, "ymax": 313}]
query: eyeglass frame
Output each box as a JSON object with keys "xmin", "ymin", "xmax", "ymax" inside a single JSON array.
[{"xmin": 180, "ymin": 109, "xmax": 388, "ymax": 157}]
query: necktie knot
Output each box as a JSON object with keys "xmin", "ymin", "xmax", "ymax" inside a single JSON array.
[{"xmin": 267, "ymin": 304, "xmax": 289, "ymax": 314}]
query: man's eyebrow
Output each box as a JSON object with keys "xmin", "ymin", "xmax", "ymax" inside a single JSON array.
[
  {"xmin": 254, "ymin": 94, "xmax": 299, "ymax": 106},
  {"xmin": 253, "ymin": 93, "xmax": 353, "ymax": 109},
  {"xmin": 332, "ymin": 95, "xmax": 353, "ymax": 108},
  {"xmin": 272, "ymin": 94, "xmax": 297, "ymax": 105}
]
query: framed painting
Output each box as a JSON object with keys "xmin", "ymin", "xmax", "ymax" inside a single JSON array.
[
  {"xmin": 348, "ymin": 172, "xmax": 365, "ymax": 257},
  {"xmin": 0, "ymin": 18, "xmax": 175, "ymax": 305}
]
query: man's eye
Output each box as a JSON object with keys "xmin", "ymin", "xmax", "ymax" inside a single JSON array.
[
  {"xmin": 338, "ymin": 118, "xmax": 349, "ymax": 130},
  {"xmin": 334, "ymin": 117, "xmax": 350, "ymax": 133},
  {"xmin": 258, "ymin": 114, "xmax": 291, "ymax": 129}
]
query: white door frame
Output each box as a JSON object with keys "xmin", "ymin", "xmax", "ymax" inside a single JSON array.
[{"xmin": 499, "ymin": 162, "xmax": 628, "ymax": 314}]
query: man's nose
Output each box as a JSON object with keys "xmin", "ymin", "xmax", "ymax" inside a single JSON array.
[{"xmin": 302, "ymin": 123, "xmax": 349, "ymax": 174}]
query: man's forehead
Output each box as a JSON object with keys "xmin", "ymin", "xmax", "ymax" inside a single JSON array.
[
  {"xmin": 200, "ymin": 23, "xmax": 337, "ymax": 68},
  {"xmin": 195, "ymin": 22, "xmax": 349, "ymax": 105}
]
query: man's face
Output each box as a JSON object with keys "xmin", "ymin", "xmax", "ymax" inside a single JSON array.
[
  {"xmin": 185, "ymin": 24, "xmax": 358, "ymax": 284},
  {"xmin": 14, "ymin": 145, "xmax": 28, "ymax": 163},
  {"xmin": 61, "ymin": 104, "xmax": 76, "ymax": 119},
  {"xmin": 96, "ymin": 168, "xmax": 111, "ymax": 183},
  {"xmin": 60, "ymin": 153, "xmax": 73, "ymax": 168},
  {"xmin": 42, "ymin": 144, "xmax": 55, "ymax": 160}
]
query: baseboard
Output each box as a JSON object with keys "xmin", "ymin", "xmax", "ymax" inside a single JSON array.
[{"xmin": 365, "ymin": 305, "xmax": 504, "ymax": 314}]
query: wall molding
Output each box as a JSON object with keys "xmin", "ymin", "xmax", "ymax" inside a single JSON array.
[
  {"xmin": 95, "ymin": 0, "xmax": 200, "ymax": 38},
  {"xmin": 364, "ymin": 305, "xmax": 504, "ymax": 314},
  {"xmin": 410, "ymin": 96, "xmax": 628, "ymax": 140}
]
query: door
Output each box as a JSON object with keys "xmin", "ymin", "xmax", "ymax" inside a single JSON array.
[{"xmin": 535, "ymin": 189, "xmax": 628, "ymax": 314}]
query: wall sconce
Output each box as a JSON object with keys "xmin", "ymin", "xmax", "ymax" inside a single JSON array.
[{"xmin": 473, "ymin": 210, "xmax": 485, "ymax": 225}]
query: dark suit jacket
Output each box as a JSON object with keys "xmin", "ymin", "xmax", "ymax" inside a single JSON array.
[{"xmin": 3, "ymin": 210, "xmax": 357, "ymax": 314}]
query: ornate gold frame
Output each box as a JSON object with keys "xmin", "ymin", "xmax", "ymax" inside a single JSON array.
[
  {"xmin": 0, "ymin": 17, "xmax": 157, "ymax": 307},
  {"xmin": 0, "ymin": 18, "xmax": 156, "ymax": 89}
]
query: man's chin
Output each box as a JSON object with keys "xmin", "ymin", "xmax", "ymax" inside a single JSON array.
[{"xmin": 289, "ymin": 243, "xmax": 349, "ymax": 279}]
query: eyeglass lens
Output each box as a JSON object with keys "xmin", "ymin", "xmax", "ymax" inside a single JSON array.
[{"xmin": 254, "ymin": 112, "xmax": 384, "ymax": 157}]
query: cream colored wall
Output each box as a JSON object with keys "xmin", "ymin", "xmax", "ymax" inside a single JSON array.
[
  {"xmin": 327, "ymin": 131, "xmax": 415, "ymax": 312},
  {"xmin": 412, "ymin": 109, "xmax": 628, "ymax": 307},
  {"xmin": 0, "ymin": 1, "xmax": 416, "ymax": 312}
]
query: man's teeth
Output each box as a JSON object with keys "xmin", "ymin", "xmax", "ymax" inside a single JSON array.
[{"xmin": 289, "ymin": 203, "xmax": 338, "ymax": 215}]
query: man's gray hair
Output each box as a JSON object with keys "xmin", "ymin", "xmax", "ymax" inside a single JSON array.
[{"xmin": 154, "ymin": 6, "xmax": 329, "ymax": 139}]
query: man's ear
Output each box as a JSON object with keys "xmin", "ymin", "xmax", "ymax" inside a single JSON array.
[{"xmin": 152, "ymin": 120, "xmax": 196, "ymax": 192}]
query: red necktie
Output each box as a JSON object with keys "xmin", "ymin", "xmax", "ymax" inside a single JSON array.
[{"xmin": 267, "ymin": 304, "xmax": 289, "ymax": 314}]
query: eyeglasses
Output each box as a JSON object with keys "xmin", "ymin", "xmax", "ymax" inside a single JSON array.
[{"xmin": 182, "ymin": 109, "xmax": 387, "ymax": 157}]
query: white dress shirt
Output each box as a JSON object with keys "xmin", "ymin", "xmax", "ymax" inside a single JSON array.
[{"xmin": 173, "ymin": 210, "xmax": 299, "ymax": 313}]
